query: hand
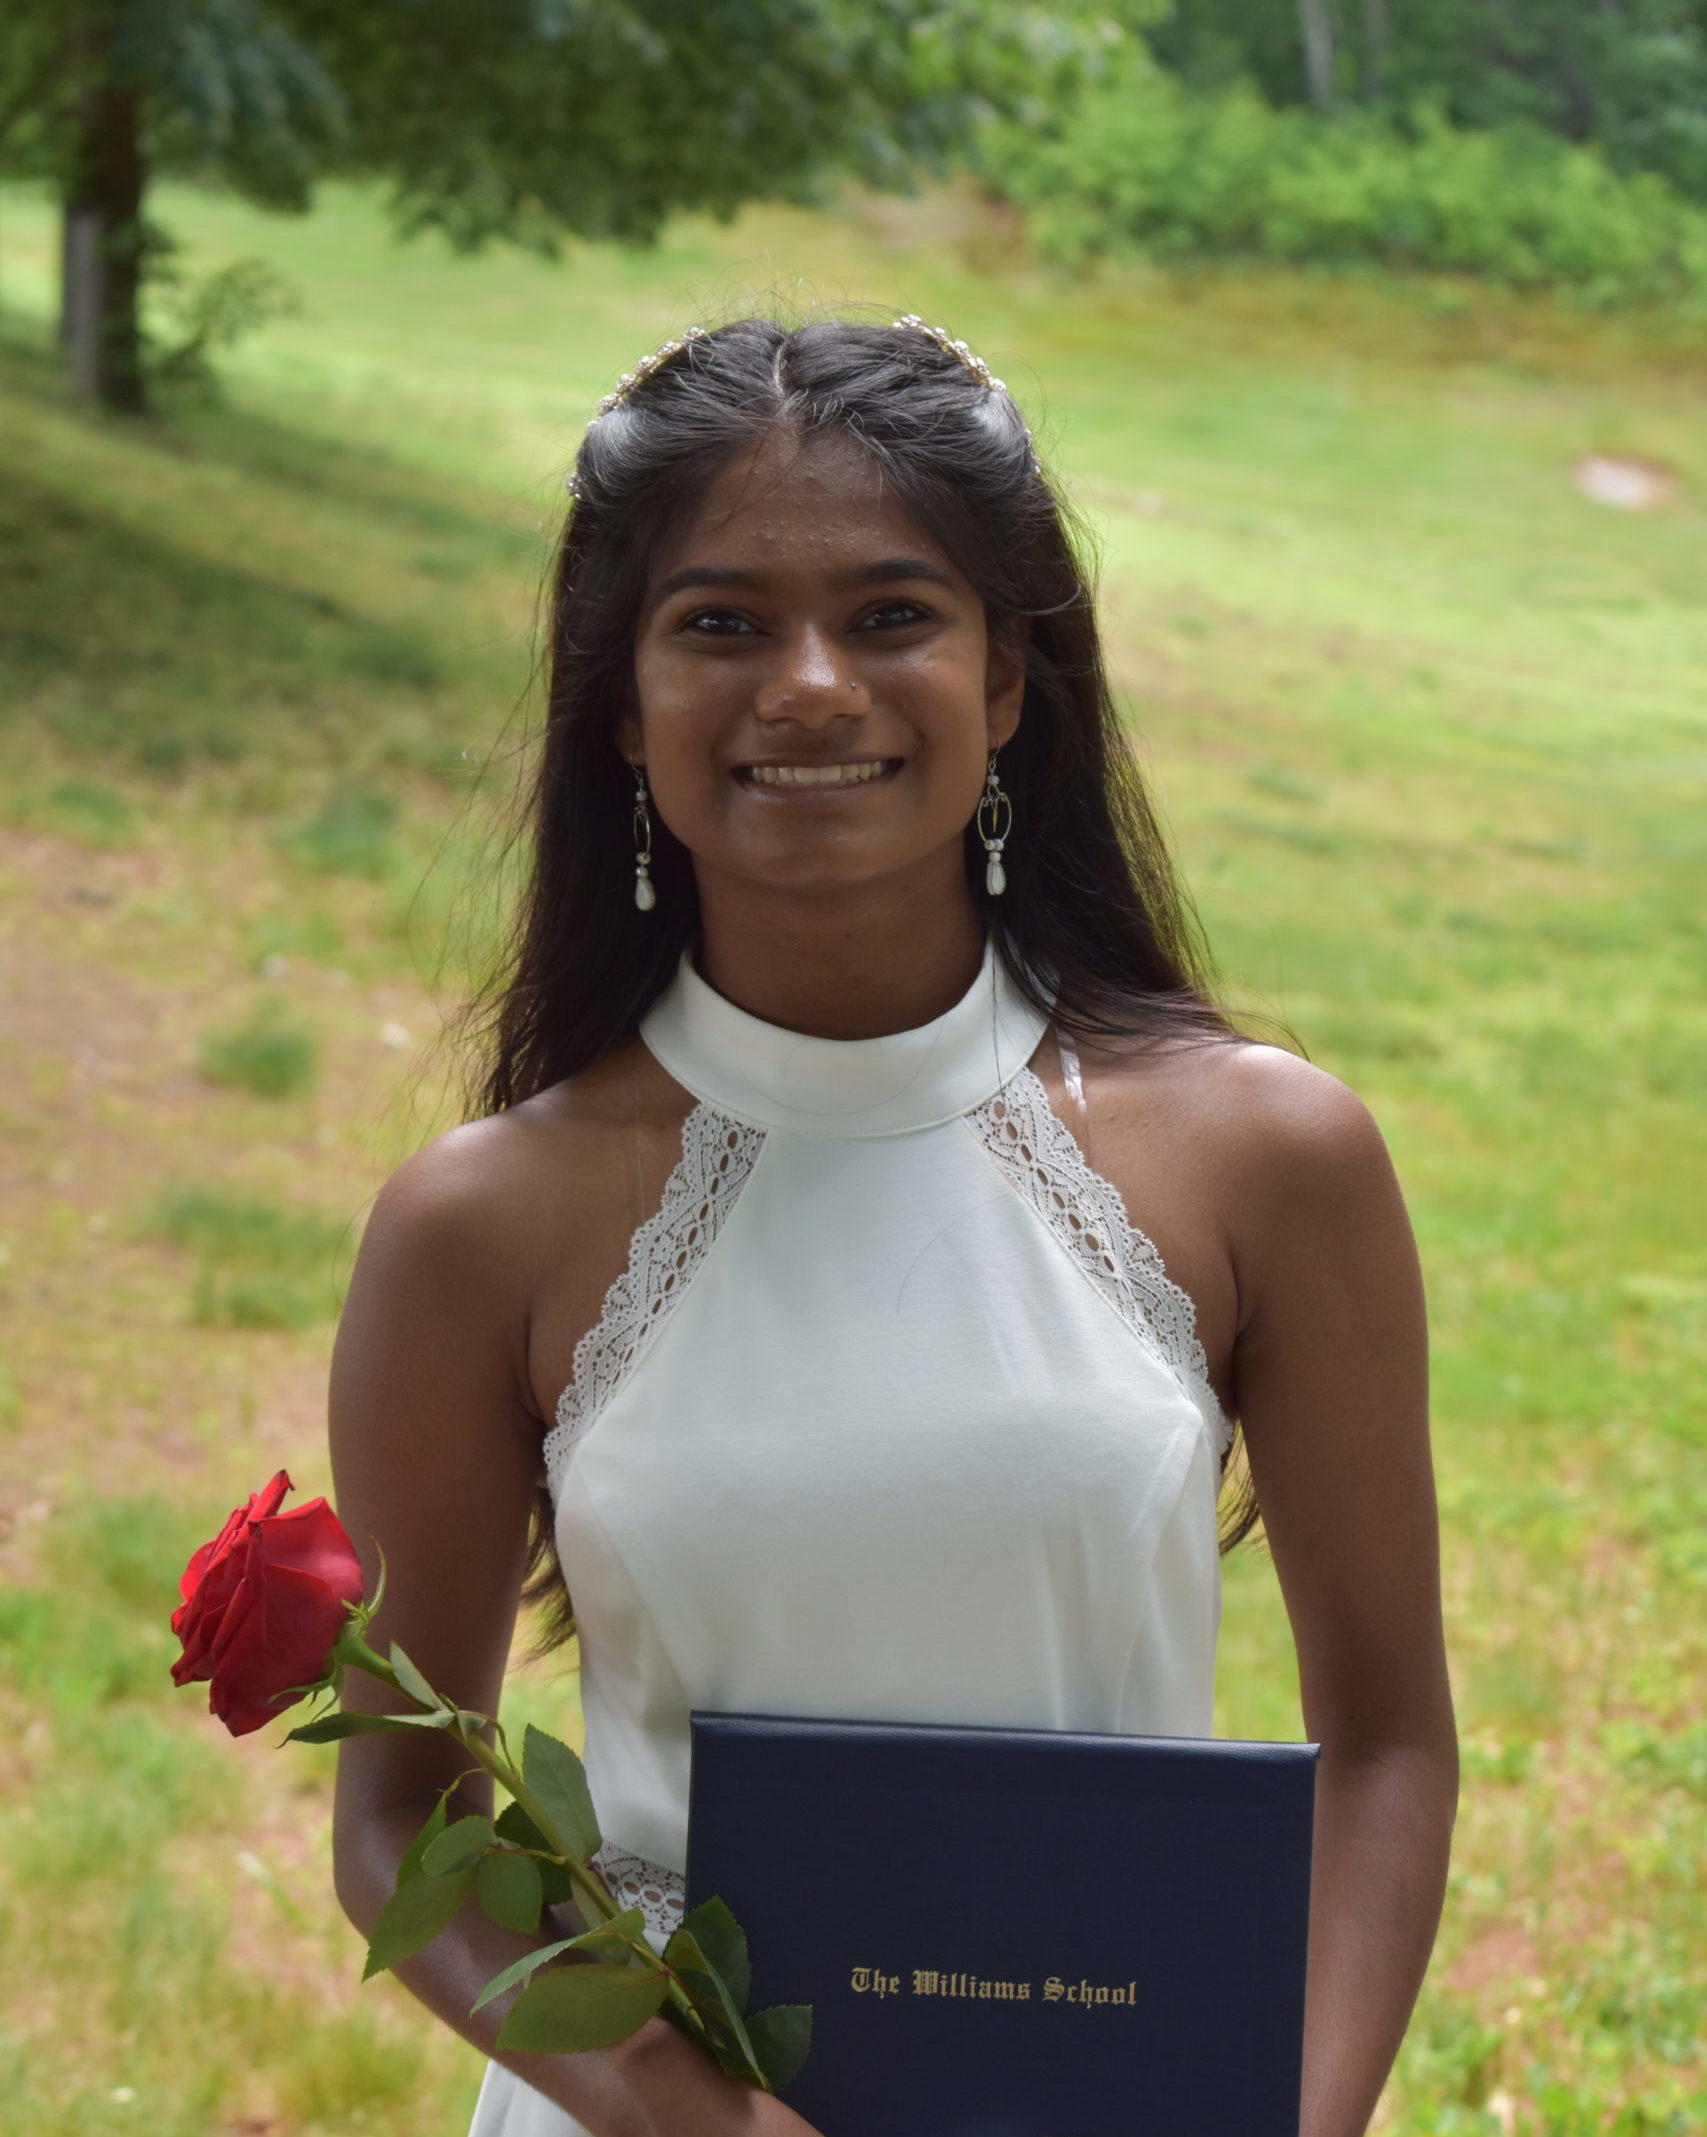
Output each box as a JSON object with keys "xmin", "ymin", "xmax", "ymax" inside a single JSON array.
[
  {"xmin": 727, "ymin": 2093, "xmax": 825, "ymax": 2137},
  {"xmin": 606, "ymin": 2017, "xmax": 827, "ymax": 2137}
]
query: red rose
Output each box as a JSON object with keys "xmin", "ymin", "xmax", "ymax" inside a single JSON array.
[{"xmin": 171, "ymin": 1470, "xmax": 365, "ymax": 1737}]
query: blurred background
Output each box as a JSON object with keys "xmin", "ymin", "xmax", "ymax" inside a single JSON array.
[{"xmin": 1, "ymin": 4, "xmax": 1702, "ymax": 2133}]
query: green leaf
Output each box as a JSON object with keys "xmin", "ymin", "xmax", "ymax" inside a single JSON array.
[
  {"xmin": 362, "ymin": 1864, "xmax": 474, "ymax": 1980},
  {"xmin": 395, "ymin": 1796, "xmax": 449, "ymax": 1891},
  {"xmin": 678, "ymin": 1894, "xmax": 750, "ymax": 2013},
  {"xmin": 477, "ymin": 1847, "xmax": 544, "ymax": 1935},
  {"xmin": 565, "ymin": 1905, "xmax": 647, "ymax": 1961},
  {"xmin": 469, "ymin": 1937, "xmax": 579, "ymax": 2015},
  {"xmin": 521, "ymin": 1724, "xmax": 600, "ymax": 1858},
  {"xmin": 663, "ymin": 1926, "xmax": 761, "ymax": 2076},
  {"xmin": 388, "ymin": 1641, "xmax": 448, "ymax": 1712},
  {"xmin": 493, "ymin": 1802, "xmax": 572, "ymax": 1904},
  {"xmin": 746, "ymin": 2003, "xmax": 813, "ymax": 2092},
  {"xmin": 284, "ymin": 1710, "xmax": 420, "ymax": 1744},
  {"xmin": 421, "ymin": 1815, "xmax": 496, "ymax": 1876},
  {"xmin": 493, "ymin": 1800, "xmax": 544, "ymax": 1847},
  {"xmin": 495, "ymin": 1959, "xmax": 667, "ymax": 2054}
]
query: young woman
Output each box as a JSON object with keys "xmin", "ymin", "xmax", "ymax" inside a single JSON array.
[{"xmin": 327, "ymin": 315, "xmax": 1457, "ymax": 2137}]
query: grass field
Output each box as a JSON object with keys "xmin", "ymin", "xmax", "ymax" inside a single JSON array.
[{"xmin": 1, "ymin": 175, "xmax": 1702, "ymax": 2136}]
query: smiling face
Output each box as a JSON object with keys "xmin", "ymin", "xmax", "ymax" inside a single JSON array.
[{"xmin": 623, "ymin": 428, "xmax": 1025, "ymax": 908}]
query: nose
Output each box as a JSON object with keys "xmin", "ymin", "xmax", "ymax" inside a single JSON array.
[{"xmin": 754, "ymin": 624, "xmax": 863, "ymax": 728}]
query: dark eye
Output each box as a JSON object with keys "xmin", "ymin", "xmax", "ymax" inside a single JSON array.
[
  {"xmin": 679, "ymin": 607, "xmax": 755, "ymax": 636},
  {"xmin": 862, "ymin": 600, "xmax": 931, "ymax": 629}
]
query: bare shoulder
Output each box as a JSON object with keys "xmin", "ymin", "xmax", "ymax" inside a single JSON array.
[
  {"xmin": 1081, "ymin": 1029, "xmax": 1393, "ymax": 1184},
  {"xmin": 362, "ymin": 1040, "xmax": 650, "ymax": 1276},
  {"xmin": 1195, "ymin": 1040, "xmax": 1393, "ymax": 1180},
  {"xmin": 1167, "ymin": 1040, "xmax": 1418, "ymax": 1350}
]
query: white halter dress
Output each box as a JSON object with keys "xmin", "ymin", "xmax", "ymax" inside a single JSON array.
[{"xmin": 468, "ymin": 941, "xmax": 1234, "ymax": 2136}]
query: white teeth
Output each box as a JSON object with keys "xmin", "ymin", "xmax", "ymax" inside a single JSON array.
[{"xmin": 746, "ymin": 761, "xmax": 890, "ymax": 788}]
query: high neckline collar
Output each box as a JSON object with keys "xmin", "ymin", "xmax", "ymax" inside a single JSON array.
[{"xmin": 639, "ymin": 938, "xmax": 1051, "ymax": 1139}]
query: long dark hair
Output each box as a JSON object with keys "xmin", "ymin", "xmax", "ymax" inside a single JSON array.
[{"xmin": 458, "ymin": 315, "xmax": 1266, "ymax": 1659}]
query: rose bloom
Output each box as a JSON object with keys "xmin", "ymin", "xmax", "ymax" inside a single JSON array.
[{"xmin": 171, "ymin": 1470, "xmax": 365, "ymax": 1736}]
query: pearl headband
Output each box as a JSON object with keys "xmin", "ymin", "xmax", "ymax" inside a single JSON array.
[
  {"xmin": 595, "ymin": 324, "xmax": 710, "ymax": 416},
  {"xmin": 890, "ymin": 313, "xmax": 1007, "ymax": 393},
  {"xmin": 564, "ymin": 316, "xmax": 1038, "ymax": 495},
  {"xmin": 891, "ymin": 313, "xmax": 1041, "ymax": 472}
]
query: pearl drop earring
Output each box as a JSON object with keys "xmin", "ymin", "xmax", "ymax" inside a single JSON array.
[
  {"xmin": 632, "ymin": 766, "xmax": 656, "ymax": 912},
  {"xmin": 977, "ymin": 752, "xmax": 1013, "ymax": 896}
]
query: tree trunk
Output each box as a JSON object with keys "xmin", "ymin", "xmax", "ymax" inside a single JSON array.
[
  {"xmin": 1299, "ymin": 0, "xmax": 1338, "ymax": 112},
  {"xmin": 64, "ymin": 28, "xmax": 147, "ymax": 414},
  {"xmin": 1359, "ymin": 0, "xmax": 1390, "ymax": 105},
  {"xmin": 59, "ymin": 205, "xmax": 73, "ymax": 344}
]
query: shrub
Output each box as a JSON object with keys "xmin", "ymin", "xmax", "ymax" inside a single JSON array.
[
  {"xmin": 280, "ymin": 783, "xmax": 399, "ymax": 877},
  {"xmin": 148, "ymin": 1184, "xmax": 346, "ymax": 1266},
  {"xmin": 988, "ymin": 68, "xmax": 1707, "ymax": 308},
  {"xmin": 6, "ymin": 780, "xmax": 138, "ymax": 846},
  {"xmin": 195, "ymin": 1004, "xmax": 318, "ymax": 1098},
  {"xmin": 145, "ymin": 1183, "xmax": 350, "ymax": 1329}
]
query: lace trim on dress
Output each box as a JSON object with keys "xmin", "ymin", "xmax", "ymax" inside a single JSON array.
[
  {"xmin": 968, "ymin": 1066, "xmax": 1235, "ymax": 1460},
  {"xmin": 542, "ymin": 1104, "xmax": 765, "ymax": 1496},
  {"xmin": 589, "ymin": 1843, "xmax": 688, "ymax": 1953}
]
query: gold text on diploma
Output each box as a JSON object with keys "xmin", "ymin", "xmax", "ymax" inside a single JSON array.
[{"xmin": 849, "ymin": 1966, "xmax": 1142, "ymax": 2006}]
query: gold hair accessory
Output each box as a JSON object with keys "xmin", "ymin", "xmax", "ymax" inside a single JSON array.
[
  {"xmin": 892, "ymin": 314, "xmax": 1041, "ymax": 474},
  {"xmin": 566, "ymin": 324, "xmax": 710, "ymax": 495},
  {"xmin": 892, "ymin": 315, "xmax": 1005, "ymax": 394},
  {"xmin": 597, "ymin": 324, "xmax": 709, "ymax": 415}
]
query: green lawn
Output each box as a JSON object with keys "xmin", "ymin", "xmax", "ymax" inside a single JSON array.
[{"xmin": 1, "ymin": 176, "xmax": 1702, "ymax": 2136}]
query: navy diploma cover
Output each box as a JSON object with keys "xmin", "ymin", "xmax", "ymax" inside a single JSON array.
[{"xmin": 686, "ymin": 1710, "xmax": 1318, "ymax": 2137}]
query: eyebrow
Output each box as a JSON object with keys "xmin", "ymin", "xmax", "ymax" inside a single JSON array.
[{"xmin": 650, "ymin": 555, "xmax": 959, "ymax": 603}]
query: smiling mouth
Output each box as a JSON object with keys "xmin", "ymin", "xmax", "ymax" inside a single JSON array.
[{"xmin": 737, "ymin": 759, "xmax": 901, "ymax": 790}]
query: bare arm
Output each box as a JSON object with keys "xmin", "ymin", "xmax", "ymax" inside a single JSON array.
[
  {"xmin": 327, "ymin": 1126, "xmax": 821, "ymax": 2137},
  {"xmin": 1228, "ymin": 1054, "xmax": 1458, "ymax": 2137}
]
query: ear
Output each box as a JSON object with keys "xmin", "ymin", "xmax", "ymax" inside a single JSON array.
[
  {"xmin": 614, "ymin": 707, "xmax": 644, "ymax": 768},
  {"xmin": 985, "ymin": 614, "xmax": 1030, "ymax": 753}
]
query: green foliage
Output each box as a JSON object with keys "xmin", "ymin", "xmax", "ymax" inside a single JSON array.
[
  {"xmin": 680, "ymin": 1896, "xmax": 752, "ymax": 2015},
  {"xmin": 286, "ymin": 1707, "xmax": 444, "ymax": 1740},
  {"xmin": 148, "ymin": 238, "xmax": 306, "ymax": 391},
  {"xmin": 495, "ymin": 1802, "xmax": 575, "ymax": 1905},
  {"xmin": 280, "ymin": 782, "xmax": 399, "ymax": 876},
  {"xmin": 40, "ymin": 1491, "xmax": 211, "ymax": 1626},
  {"xmin": 395, "ymin": 1796, "xmax": 450, "ymax": 1888},
  {"xmin": 745, "ymin": 2003, "xmax": 814, "ymax": 2092},
  {"xmin": 495, "ymin": 1959, "xmax": 668, "ymax": 2054},
  {"xmin": 468, "ymin": 1935, "xmax": 581, "ymax": 2014},
  {"xmin": 3, "ymin": 0, "xmax": 1094, "ymax": 403},
  {"xmin": 0, "ymin": 0, "xmax": 345, "ymax": 196},
  {"xmin": 1150, "ymin": 0, "xmax": 1707, "ymax": 204},
  {"xmin": 124, "ymin": 0, "xmax": 349, "ymax": 205},
  {"xmin": 388, "ymin": 1640, "xmax": 450, "ymax": 1712},
  {"xmin": 361, "ymin": 1859, "xmax": 476, "ymax": 1979},
  {"xmin": 420, "ymin": 1815, "xmax": 497, "ymax": 1877},
  {"xmin": 497, "ymin": 1957, "xmax": 670, "ymax": 2060},
  {"xmin": 475, "ymin": 1845, "xmax": 545, "ymax": 1935},
  {"xmin": 991, "ymin": 65, "xmax": 1707, "ymax": 306},
  {"xmin": 522, "ymin": 1722, "xmax": 601, "ymax": 1860},
  {"xmin": 195, "ymin": 999, "xmax": 318, "ymax": 1098},
  {"xmin": 1, "ymin": 1485, "xmax": 483, "ymax": 2134},
  {"xmin": 37, "ymin": 778, "xmax": 135, "ymax": 846},
  {"xmin": 561, "ymin": 1906, "xmax": 650, "ymax": 1963},
  {"xmin": 271, "ymin": 1, "xmax": 1090, "ymax": 254},
  {"xmin": 147, "ymin": 1182, "xmax": 343, "ymax": 1263},
  {"xmin": 145, "ymin": 1179, "xmax": 348, "ymax": 1328}
]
